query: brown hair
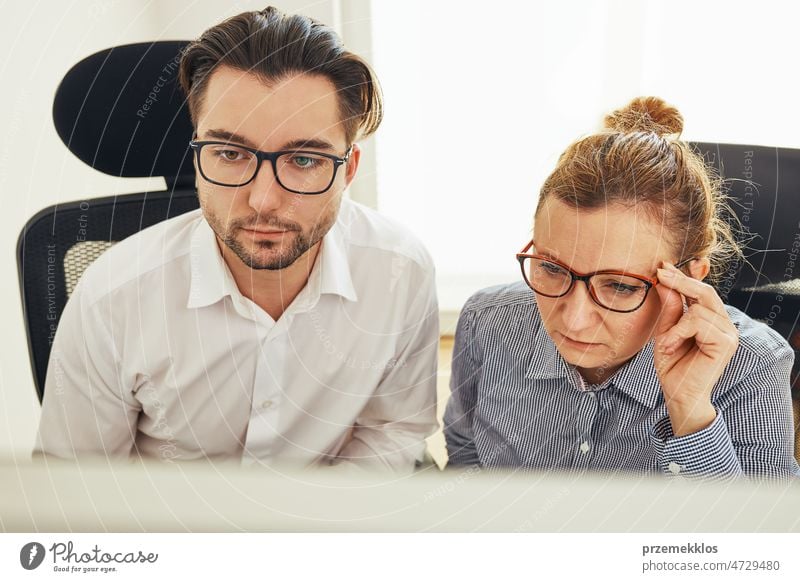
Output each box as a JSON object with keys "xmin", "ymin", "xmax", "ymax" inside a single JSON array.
[
  {"xmin": 178, "ymin": 6, "xmax": 383, "ymax": 145},
  {"xmin": 536, "ymin": 96, "xmax": 742, "ymax": 284}
]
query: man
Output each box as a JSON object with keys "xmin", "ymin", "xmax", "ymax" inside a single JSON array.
[{"xmin": 36, "ymin": 6, "xmax": 438, "ymax": 472}]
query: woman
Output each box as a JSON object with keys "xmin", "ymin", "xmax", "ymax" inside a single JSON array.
[{"xmin": 444, "ymin": 97, "xmax": 799, "ymax": 479}]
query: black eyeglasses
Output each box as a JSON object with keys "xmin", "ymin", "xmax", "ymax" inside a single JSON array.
[
  {"xmin": 516, "ymin": 240, "xmax": 695, "ymax": 313},
  {"xmin": 189, "ymin": 140, "xmax": 352, "ymax": 195}
]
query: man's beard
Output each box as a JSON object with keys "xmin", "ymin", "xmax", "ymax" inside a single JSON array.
[{"xmin": 206, "ymin": 209, "xmax": 336, "ymax": 271}]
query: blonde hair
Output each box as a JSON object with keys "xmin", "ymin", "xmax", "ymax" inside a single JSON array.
[{"xmin": 536, "ymin": 96, "xmax": 742, "ymax": 283}]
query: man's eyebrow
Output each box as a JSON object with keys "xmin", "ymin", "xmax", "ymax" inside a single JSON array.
[
  {"xmin": 199, "ymin": 130, "xmax": 336, "ymax": 152},
  {"xmin": 280, "ymin": 138, "xmax": 336, "ymax": 152},
  {"xmin": 201, "ymin": 129, "xmax": 258, "ymax": 148}
]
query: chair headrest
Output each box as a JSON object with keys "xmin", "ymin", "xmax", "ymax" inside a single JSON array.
[{"xmin": 53, "ymin": 41, "xmax": 194, "ymax": 183}]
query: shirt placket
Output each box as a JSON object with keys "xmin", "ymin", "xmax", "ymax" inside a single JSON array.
[
  {"xmin": 241, "ymin": 309, "xmax": 290, "ymax": 466},
  {"xmin": 573, "ymin": 390, "xmax": 599, "ymax": 469}
]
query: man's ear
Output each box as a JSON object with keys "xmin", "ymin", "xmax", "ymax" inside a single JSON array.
[
  {"xmin": 343, "ymin": 143, "xmax": 361, "ymax": 188},
  {"xmin": 687, "ymin": 257, "xmax": 711, "ymax": 281}
]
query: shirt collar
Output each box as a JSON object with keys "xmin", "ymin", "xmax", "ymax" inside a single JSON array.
[
  {"xmin": 187, "ymin": 217, "xmax": 234, "ymax": 309},
  {"xmin": 607, "ymin": 340, "xmax": 663, "ymax": 409},
  {"xmin": 186, "ymin": 214, "xmax": 358, "ymax": 310},
  {"xmin": 525, "ymin": 322, "xmax": 571, "ymax": 381},
  {"xmin": 524, "ymin": 318, "xmax": 662, "ymax": 409},
  {"xmin": 315, "ymin": 217, "xmax": 358, "ymax": 302}
]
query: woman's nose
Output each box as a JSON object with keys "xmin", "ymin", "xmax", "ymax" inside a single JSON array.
[{"xmin": 559, "ymin": 281, "xmax": 603, "ymax": 332}]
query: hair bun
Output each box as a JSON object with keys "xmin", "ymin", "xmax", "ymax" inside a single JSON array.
[{"xmin": 603, "ymin": 96, "xmax": 684, "ymax": 136}]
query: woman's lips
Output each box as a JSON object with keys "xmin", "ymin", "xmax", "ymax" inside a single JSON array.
[{"xmin": 555, "ymin": 332, "xmax": 604, "ymax": 350}]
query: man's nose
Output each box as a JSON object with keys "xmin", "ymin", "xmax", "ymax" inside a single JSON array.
[{"xmin": 246, "ymin": 161, "xmax": 288, "ymax": 213}]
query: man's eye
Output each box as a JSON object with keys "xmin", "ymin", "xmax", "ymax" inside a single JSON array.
[
  {"xmin": 292, "ymin": 156, "xmax": 318, "ymax": 169},
  {"xmin": 213, "ymin": 148, "xmax": 246, "ymax": 162}
]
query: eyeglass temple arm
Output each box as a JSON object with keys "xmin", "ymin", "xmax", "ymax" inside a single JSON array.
[{"xmin": 517, "ymin": 240, "xmax": 535, "ymax": 254}]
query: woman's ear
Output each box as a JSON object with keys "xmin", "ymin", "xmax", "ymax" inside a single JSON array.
[{"xmin": 687, "ymin": 257, "xmax": 711, "ymax": 281}]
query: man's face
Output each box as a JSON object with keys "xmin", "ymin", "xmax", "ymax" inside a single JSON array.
[{"xmin": 193, "ymin": 66, "xmax": 358, "ymax": 270}]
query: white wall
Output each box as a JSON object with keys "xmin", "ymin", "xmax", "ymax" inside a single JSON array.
[
  {"xmin": 0, "ymin": 0, "xmax": 374, "ymax": 458},
  {"xmin": 371, "ymin": 0, "xmax": 800, "ymax": 318}
]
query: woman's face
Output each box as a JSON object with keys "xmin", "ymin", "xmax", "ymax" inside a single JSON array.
[{"xmin": 532, "ymin": 198, "xmax": 702, "ymax": 384}]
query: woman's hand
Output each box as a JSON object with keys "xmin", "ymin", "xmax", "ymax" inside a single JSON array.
[{"xmin": 652, "ymin": 262, "xmax": 739, "ymax": 437}]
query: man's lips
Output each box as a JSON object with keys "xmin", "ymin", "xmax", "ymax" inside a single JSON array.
[{"xmin": 240, "ymin": 227, "xmax": 296, "ymax": 237}]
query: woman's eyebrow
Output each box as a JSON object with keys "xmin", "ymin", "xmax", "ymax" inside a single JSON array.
[
  {"xmin": 532, "ymin": 243, "xmax": 560, "ymax": 260},
  {"xmin": 535, "ymin": 243, "xmax": 656, "ymax": 274}
]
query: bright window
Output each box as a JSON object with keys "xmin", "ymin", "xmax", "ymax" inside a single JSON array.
[{"xmin": 370, "ymin": 0, "xmax": 800, "ymax": 316}]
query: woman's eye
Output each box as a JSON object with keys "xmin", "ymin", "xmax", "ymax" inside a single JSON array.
[
  {"xmin": 541, "ymin": 262, "xmax": 564, "ymax": 274},
  {"xmin": 606, "ymin": 282, "xmax": 642, "ymax": 295}
]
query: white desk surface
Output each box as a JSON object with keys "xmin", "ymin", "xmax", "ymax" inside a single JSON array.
[{"xmin": 2, "ymin": 460, "xmax": 798, "ymax": 532}]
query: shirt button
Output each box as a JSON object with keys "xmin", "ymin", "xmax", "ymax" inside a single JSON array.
[
  {"xmin": 668, "ymin": 462, "xmax": 682, "ymax": 474},
  {"xmin": 580, "ymin": 441, "xmax": 590, "ymax": 454},
  {"xmin": 261, "ymin": 400, "xmax": 274, "ymax": 410},
  {"xmin": 588, "ymin": 392, "xmax": 596, "ymax": 399}
]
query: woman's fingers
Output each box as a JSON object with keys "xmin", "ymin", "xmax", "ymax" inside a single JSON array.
[
  {"xmin": 657, "ymin": 302, "xmax": 738, "ymax": 357},
  {"xmin": 653, "ymin": 280, "xmax": 685, "ymax": 337},
  {"xmin": 656, "ymin": 262, "xmax": 727, "ymax": 315}
]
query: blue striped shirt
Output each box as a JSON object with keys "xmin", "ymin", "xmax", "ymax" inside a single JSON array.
[{"xmin": 444, "ymin": 282, "xmax": 800, "ymax": 480}]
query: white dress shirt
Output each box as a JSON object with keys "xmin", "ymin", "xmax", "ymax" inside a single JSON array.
[{"xmin": 36, "ymin": 199, "xmax": 439, "ymax": 472}]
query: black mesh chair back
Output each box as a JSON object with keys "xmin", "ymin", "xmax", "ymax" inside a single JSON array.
[
  {"xmin": 692, "ymin": 142, "xmax": 800, "ymax": 309},
  {"xmin": 17, "ymin": 41, "xmax": 198, "ymax": 402},
  {"xmin": 692, "ymin": 142, "xmax": 800, "ymax": 452}
]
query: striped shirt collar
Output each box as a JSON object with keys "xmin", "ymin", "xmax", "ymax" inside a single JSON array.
[{"xmin": 524, "ymin": 318, "xmax": 662, "ymax": 409}]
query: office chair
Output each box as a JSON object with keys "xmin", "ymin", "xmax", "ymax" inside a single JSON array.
[
  {"xmin": 16, "ymin": 41, "xmax": 198, "ymax": 403},
  {"xmin": 692, "ymin": 143, "xmax": 800, "ymax": 318},
  {"xmin": 692, "ymin": 142, "xmax": 800, "ymax": 456},
  {"xmin": 690, "ymin": 144, "xmax": 800, "ymax": 344}
]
